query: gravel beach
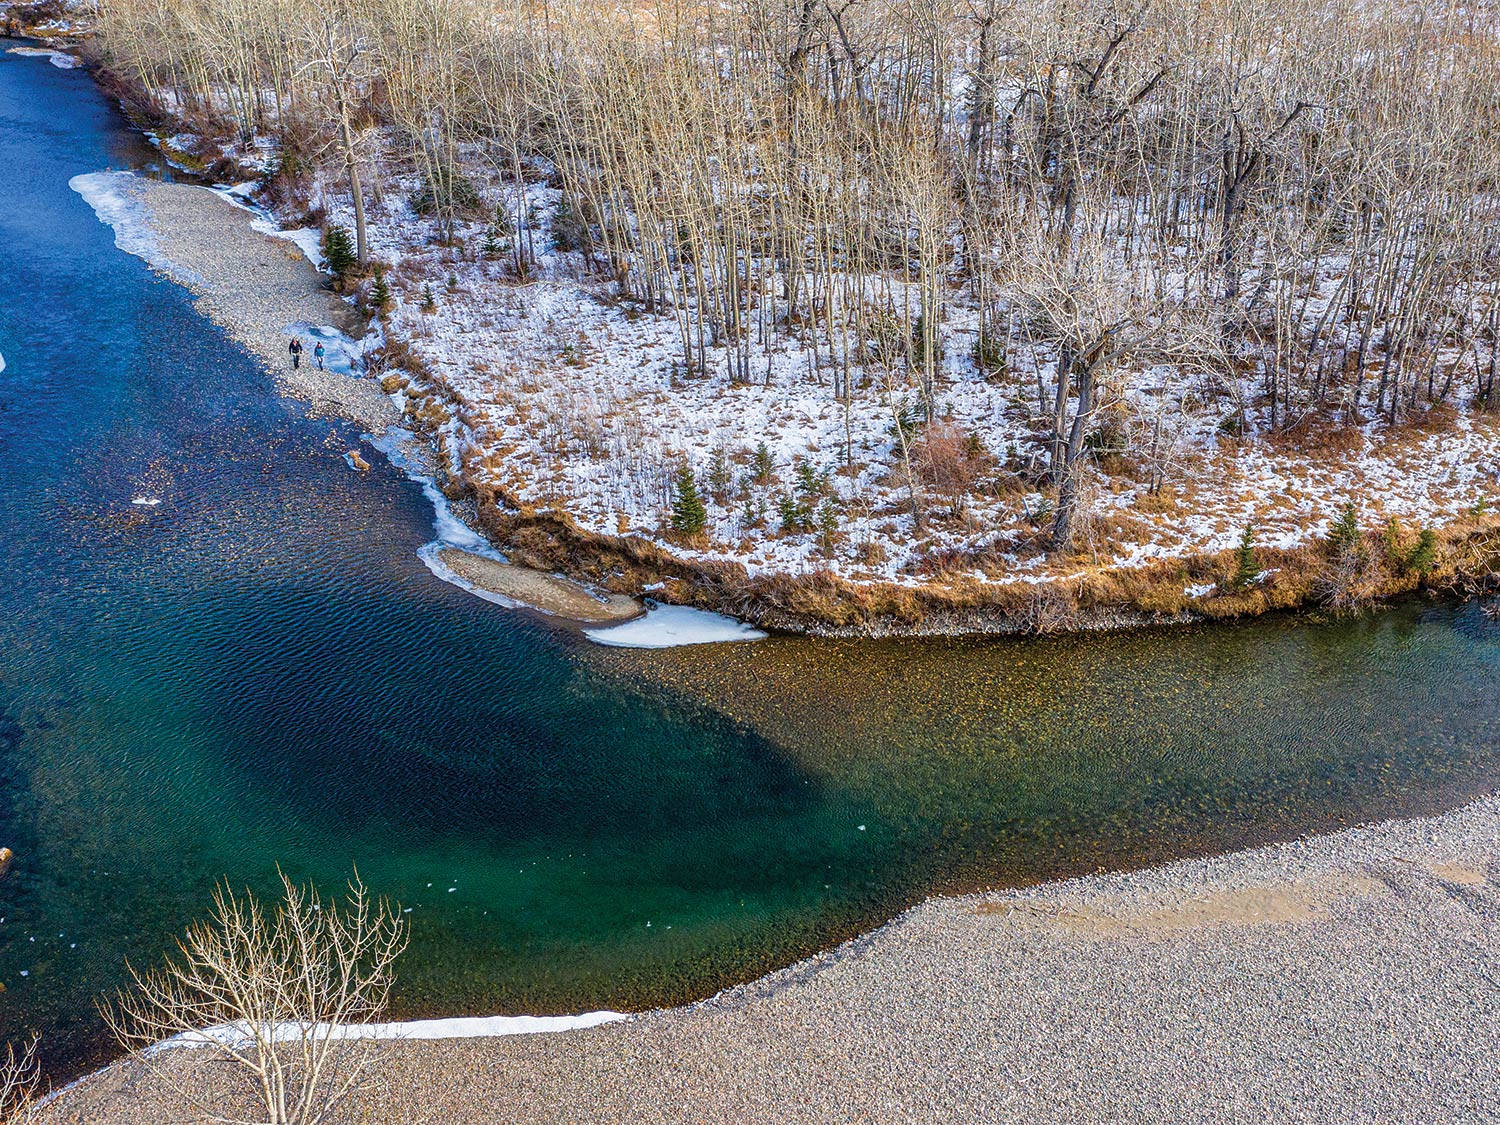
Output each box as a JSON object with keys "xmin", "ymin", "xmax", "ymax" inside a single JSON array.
[
  {"xmin": 44, "ymin": 792, "xmax": 1500, "ymax": 1124},
  {"xmin": 128, "ymin": 178, "xmax": 398, "ymax": 431}
]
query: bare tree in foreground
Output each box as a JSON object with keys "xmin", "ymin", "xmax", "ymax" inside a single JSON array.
[
  {"xmin": 0, "ymin": 1038, "xmax": 39, "ymax": 1125},
  {"xmin": 102, "ymin": 871, "xmax": 408, "ymax": 1125}
]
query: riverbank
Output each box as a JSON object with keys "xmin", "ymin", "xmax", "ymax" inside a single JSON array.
[
  {"xmin": 66, "ymin": 170, "xmax": 657, "ymax": 626},
  {"xmin": 43, "ymin": 791, "xmax": 1500, "ymax": 1123}
]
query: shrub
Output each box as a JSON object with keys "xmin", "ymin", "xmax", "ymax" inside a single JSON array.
[
  {"xmin": 973, "ymin": 330, "xmax": 1006, "ymax": 377},
  {"xmin": 420, "ymin": 285, "xmax": 437, "ymax": 314},
  {"xmin": 670, "ymin": 466, "xmax": 707, "ymax": 536},
  {"xmin": 410, "ymin": 169, "xmax": 483, "ymax": 218}
]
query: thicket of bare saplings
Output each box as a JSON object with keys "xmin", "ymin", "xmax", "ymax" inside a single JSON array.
[{"xmin": 92, "ymin": 0, "xmax": 1500, "ymax": 547}]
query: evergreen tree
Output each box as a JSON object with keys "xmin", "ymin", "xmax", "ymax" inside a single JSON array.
[
  {"xmin": 1234, "ymin": 523, "xmax": 1261, "ymax": 589},
  {"xmin": 707, "ymin": 447, "xmax": 733, "ymax": 501},
  {"xmin": 420, "ymin": 285, "xmax": 437, "ymax": 313},
  {"xmin": 1404, "ymin": 528, "xmax": 1438, "ymax": 575},
  {"xmin": 1328, "ymin": 501, "xmax": 1361, "ymax": 556},
  {"xmin": 670, "ymin": 466, "xmax": 707, "ymax": 536},
  {"xmin": 322, "ymin": 224, "xmax": 357, "ymax": 277},
  {"xmin": 369, "ymin": 271, "xmax": 393, "ymax": 318},
  {"xmin": 751, "ymin": 442, "xmax": 775, "ymax": 485}
]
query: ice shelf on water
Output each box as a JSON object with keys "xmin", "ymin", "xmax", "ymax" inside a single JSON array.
[
  {"xmin": 584, "ymin": 603, "xmax": 768, "ymax": 649},
  {"xmin": 6, "ymin": 47, "xmax": 80, "ymax": 69},
  {"xmin": 69, "ymin": 171, "xmax": 202, "ymax": 286},
  {"xmin": 364, "ymin": 424, "xmax": 508, "ymax": 572}
]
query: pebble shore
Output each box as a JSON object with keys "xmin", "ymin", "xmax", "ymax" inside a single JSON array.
[{"xmin": 45, "ymin": 792, "xmax": 1500, "ymax": 1124}]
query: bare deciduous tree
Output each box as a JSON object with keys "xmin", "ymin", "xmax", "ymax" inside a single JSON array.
[{"xmin": 102, "ymin": 870, "xmax": 408, "ymax": 1125}]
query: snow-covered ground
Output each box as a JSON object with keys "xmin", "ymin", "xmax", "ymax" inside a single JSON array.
[
  {"xmin": 305, "ymin": 162, "xmax": 1500, "ymax": 592},
  {"xmin": 65, "ymin": 99, "xmax": 1500, "ymax": 596}
]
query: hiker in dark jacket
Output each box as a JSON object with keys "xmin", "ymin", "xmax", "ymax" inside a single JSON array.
[{"xmin": 289, "ymin": 337, "xmax": 304, "ymax": 369}]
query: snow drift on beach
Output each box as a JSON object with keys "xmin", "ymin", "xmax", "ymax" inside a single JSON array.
[
  {"xmin": 158, "ymin": 1010, "xmax": 627, "ymax": 1052},
  {"xmin": 252, "ymin": 219, "xmax": 325, "ymax": 270},
  {"xmin": 585, "ymin": 603, "xmax": 768, "ymax": 648},
  {"xmin": 69, "ymin": 172, "xmax": 201, "ymax": 285}
]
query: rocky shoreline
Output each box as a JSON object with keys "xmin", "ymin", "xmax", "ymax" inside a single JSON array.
[{"xmin": 44, "ymin": 792, "xmax": 1500, "ymax": 1123}]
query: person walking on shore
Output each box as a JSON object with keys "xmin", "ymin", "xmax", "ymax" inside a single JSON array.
[
  {"xmin": 314, "ymin": 341, "xmax": 326, "ymax": 370},
  {"xmin": 289, "ymin": 337, "xmax": 304, "ymax": 370}
]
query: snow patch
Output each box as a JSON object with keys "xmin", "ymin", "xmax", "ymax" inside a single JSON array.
[
  {"xmin": 252, "ymin": 219, "xmax": 325, "ymax": 271},
  {"xmin": 130, "ymin": 497, "xmax": 162, "ymax": 507},
  {"xmin": 157, "ymin": 1010, "xmax": 627, "ymax": 1052},
  {"xmin": 584, "ymin": 603, "xmax": 768, "ymax": 648}
]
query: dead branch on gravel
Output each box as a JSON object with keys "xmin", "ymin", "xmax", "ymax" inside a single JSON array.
[{"xmin": 0, "ymin": 1038, "xmax": 39, "ymax": 1125}]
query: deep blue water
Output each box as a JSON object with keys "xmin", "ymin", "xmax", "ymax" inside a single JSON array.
[{"xmin": 3, "ymin": 44, "xmax": 1500, "ymax": 1085}]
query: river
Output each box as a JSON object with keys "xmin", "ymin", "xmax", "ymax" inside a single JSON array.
[{"xmin": 2, "ymin": 44, "xmax": 1499, "ymax": 1081}]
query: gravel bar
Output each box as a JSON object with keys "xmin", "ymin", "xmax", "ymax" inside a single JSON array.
[
  {"xmin": 133, "ymin": 179, "xmax": 398, "ymax": 431},
  {"xmin": 45, "ymin": 792, "xmax": 1500, "ymax": 1124}
]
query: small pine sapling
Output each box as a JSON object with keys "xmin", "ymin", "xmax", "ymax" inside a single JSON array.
[
  {"xmin": 777, "ymin": 493, "xmax": 813, "ymax": 534},
  {"xmin": 794, "ymin": 460, "xmax": 831, "ymax": 499},
  {"xmin": 1328, "ymin": 501, "xmax": 1362, "ymax": 558},
  {"xmin": 1234, "ymin": 523, "xmax": 1261, "ymax": 589},
  {"xmin": 1404, "ymin": 528, "xmax": 1438, "ymax": 575},
  {"xmin": 420, "ymin": 285, "xmax": 437, "ymax": 314},
  {"xmin": 369, "ymin": 271, "xmax": 393, "ymax": 319},
  {"xmin": 817, "ymin": 499, "xmax": 841, "ymax": 553},
  {"xmin": 670, "ymin": 466, "xmax": 708, "ymax": 537},
  {"xmin": 322, "ymin": 224, "xmax": 357, "ymax": 277},
  {"xmin": 751, "ymin": 442, "xmax": 776, "ymax": 486},
  {"xmin": 707, "ymin": 447, "xmax": 733, "ymax": 502}
]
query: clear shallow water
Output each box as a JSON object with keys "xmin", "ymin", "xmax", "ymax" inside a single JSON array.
[{"xmin": 2, "ymin": 46, "xmax": 1500, "ymax": 1083}]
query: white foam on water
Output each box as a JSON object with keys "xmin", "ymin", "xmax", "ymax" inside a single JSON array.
[
  {"xmin": 130, "ymin": 497, "xmax": 161, "ymax": 507},
  {"xmin": 69, "ymin": 171, "xmax": 201, "ymax": 286},
  {"xmin": 584, "ymin": 603, "xmax": 768, "ymax": 649},
  {"xmin": 0, "ymin": 351, "xmax": 6, "ymax": 375},
  {"xmin": 155, "ymin": 1010, "xmax": 627, "ymax": 1052}
]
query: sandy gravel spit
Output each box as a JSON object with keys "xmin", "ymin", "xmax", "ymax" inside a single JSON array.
[
  {"xmin": 45, "ymin": 792, "xmax": 1500, "ymax": 1124},
  {"xmin": 437, "ymin": 548, "xmax": 642, "ymax": 623}
]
